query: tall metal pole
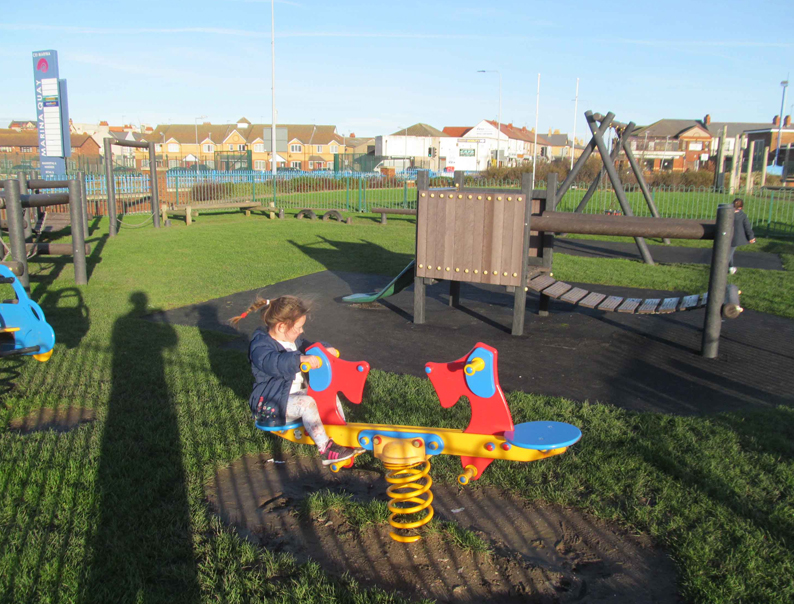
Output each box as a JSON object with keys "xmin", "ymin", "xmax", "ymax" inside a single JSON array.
[
  {"xmin": 774, "ymin": 80, "xmax": 788, "ymax": 168},
  {"xmin": 571, "ymin": 77, "xmax": 579, "ymax": 172},
  {"xmin": 701, "ymin": 203, "xmax": 733, "ymax": 358},
  {"xmin": 531, "ymin": 73, "xmax": 540, "ymax": 189},
  {"xmin": 477, "ymin": 70, "xmax": 501, "ymax": 167},
  {"xmin": 270, "ymin": 0, "xmax": 278, "ymax": 175}
]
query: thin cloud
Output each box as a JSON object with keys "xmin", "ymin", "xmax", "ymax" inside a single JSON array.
[{"xmin": 1, "ymin": 24, "xmax": 790, "ymax": 47}]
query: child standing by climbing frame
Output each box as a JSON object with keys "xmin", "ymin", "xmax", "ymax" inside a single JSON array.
[{"xmin": 230, "ymin": 296, "xmax": 362, "ymax": 465}]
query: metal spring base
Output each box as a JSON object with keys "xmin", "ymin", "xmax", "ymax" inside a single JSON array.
[{"xmin": 384, "ymin": 459, "xmax": 434, "ymax": 543}]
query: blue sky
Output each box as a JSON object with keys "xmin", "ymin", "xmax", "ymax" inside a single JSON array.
[{"xmin": 1, "ymin": 0, "xmax": 792, "ymax": 139}]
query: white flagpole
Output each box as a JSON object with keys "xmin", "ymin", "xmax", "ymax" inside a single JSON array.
[{"xmin": 531, "ymin": 73, "xmax": 540, "ymax": 189}]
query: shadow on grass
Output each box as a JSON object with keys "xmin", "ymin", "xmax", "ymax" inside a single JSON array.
[
  {"xmin": 80, "ymin": 292, "xmax": 199, "ymax": 603},
  {"xmin": 632, "ymin": 406, "xmax": 794, "ymax": 550},
  {"xmin": 287, "ymin": 236, "xmax": 413, "ymax": 286}
]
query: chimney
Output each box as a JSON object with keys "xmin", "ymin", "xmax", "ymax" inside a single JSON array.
[
  {"xmin": 349, "ymin": 132, "xmax": 355, "ymax": 137},
  {"xmin": 704, "ymin": 114, "xmax": 711, "ymax": 125},
  {"xmin": 508, "ymin": 122, "xmax": 513, "ymax": 128},
  {"xmin": 548, "ymin": 128, "xmax": 552, "ymax": 135},
  {"xmin": 773, "ymin": 115, "xmax": 780, "ymax": 126},
  {"xmin": 785, "ymin": 115, "xmax": 791, "ymax": 127}
]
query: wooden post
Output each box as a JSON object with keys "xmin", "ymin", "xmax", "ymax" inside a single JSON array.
[
  {"xmin": 760, "ymin": 145, "xmax": 769, "ymax": 187},
  {"xmin": 413, "ymin": 170, "xmax": 430, "ymax": 325},
  {"xmin": 512, "ymin": 173, "xmax": 534, "ymax": 335},
  {"xmin": 185, "ymin": 205, "xmax": 192, "ymax": 226},
  {"xmin": 714, "ymin": 125, "xmax": 727, "ymax": 190},
  {"xmin": 449, "ymin": 281, "xmax": 460, "ymax": 307},
  {"xmin": 745, "ymin": 140, "xmax": 756, "ymax": 195},
  {"xmin": 729, "ymin": 135, "xmax": 741, "ymax": 194}
]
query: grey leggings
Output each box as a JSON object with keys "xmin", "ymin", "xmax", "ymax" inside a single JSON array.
[{"xmin": 285, "ymin": 391, "xmax": 345, "ymax": 450}]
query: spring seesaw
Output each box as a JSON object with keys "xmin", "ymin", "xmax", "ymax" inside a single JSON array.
[{"xmin": 256, "ymin": 342, "xmax": 582, "ymax": 543}]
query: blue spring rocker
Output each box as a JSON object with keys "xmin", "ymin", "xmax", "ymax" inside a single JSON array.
[{"xmin": 0, "ymin": 265, "xmax": 55, "ymax": 362}]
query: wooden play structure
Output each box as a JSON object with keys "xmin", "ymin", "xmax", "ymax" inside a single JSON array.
[{"xmin": 409, "ymin": 111, "xmax": 741, "ymax": 359}]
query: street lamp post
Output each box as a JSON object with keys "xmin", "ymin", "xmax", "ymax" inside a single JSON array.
[
  {"xmin": 571, "ymin": 77, "xmax": 579, "ymax": 171},
  {"xmin": 774, "ymin": 80, "xmax": 789, "ymax": 168},
  {"xmin": 271, "ymin": 0, "xmax": 278, "ymax": 175},
  {"xmin": 477, "ymin": 70, "xmax": 501, "ymax": 169},
  {"xmin": 195, "ymin": 115, "xmax": 207, "ymax": 173}
]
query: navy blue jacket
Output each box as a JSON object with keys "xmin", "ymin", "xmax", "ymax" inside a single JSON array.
[
  {"xmin": 732, "ymin": 210, "xmax": 755, "ymax": 247},
  {"xmin": 248, "ymin": 328, "xmax": 320, "ymax": 422}
]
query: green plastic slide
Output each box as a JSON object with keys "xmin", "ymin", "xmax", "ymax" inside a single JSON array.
[{"xmin": 342, "ymin": 260, "xmax": 416, "ymax": 303}]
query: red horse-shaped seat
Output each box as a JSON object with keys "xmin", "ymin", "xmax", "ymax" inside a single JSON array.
[{"xmin": 425, "ymin": 342, "xmax": 514, "ymax": 480}]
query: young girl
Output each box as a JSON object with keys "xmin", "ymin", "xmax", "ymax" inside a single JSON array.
[{"xmin": 230, "ymin": 296, "xmax": 362, "ymax": 465}]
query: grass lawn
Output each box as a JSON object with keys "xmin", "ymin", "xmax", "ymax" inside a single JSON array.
[{"xmin": 1, "ymin": 211, "xmax": 793, "ymax": 603}]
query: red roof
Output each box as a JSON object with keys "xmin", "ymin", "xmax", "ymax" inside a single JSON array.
[
  {"xmin": 443, "ymin": 126, "xmax": 472, "ymax": 137},
  {"xmin": 486, "ymin": 121, "xmax": 551, "ymax": 145}
]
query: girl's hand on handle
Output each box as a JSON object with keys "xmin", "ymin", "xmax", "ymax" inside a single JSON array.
[
  {"xmin": 300, "ymin": 355, "xmax": 322, "ymax": 371},
  {"xmin": 750, "ymin": 239, "xmax": 756, "ymax": 244},
  {"xmin": 327, "ymin": 347, "xmax": 340, "ymax": 358}
]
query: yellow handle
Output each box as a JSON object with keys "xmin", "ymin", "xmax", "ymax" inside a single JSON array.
[
  {"xmin": 300, "ymin": 356, "xmax": 322, "ymax": 372},
  {"xmin": 457, "ymin": 464, "xmax": 478, "ymax": 485},
  {"xmin": 464, "ymin": 357, "xmax": 485, "ymax": 376}
]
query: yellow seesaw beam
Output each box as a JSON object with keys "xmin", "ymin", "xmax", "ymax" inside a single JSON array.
[{"xmin": 267, "ymin": 421, "xmax": 570, "ymax": 464}]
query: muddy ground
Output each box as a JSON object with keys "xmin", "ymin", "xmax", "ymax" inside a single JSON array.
[
  {"xmin": 7, "ymin": 406, "xmax": 96, "ymax": 433},
  {"xmin": 206, "ymin": 454, "xmax": 680, "ymax": 603}
]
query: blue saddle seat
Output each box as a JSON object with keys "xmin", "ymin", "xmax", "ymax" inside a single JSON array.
[
  {"xmin": 504, "ymin": 421, "xmax": 582, "ymax": 450},
  {"xmin": 255, "ymin": 419, "xmax": 304, "ymax": 433}
]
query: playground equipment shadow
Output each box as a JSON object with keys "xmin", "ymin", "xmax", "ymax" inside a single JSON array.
[
  {"xmin": 205, "ymin": 453, "xmax": 679, "ymax": 604},
  {"xmin": 555, "ymin": 238, "xmax": 783, "ymax": 270},
  {"xmin": 146, "ymin": 270, "xmax": 794, "ymax": 416}
]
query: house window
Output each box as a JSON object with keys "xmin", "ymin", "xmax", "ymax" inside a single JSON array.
[
  {"xmin": 236, "ymin": 144, "xmax": 246, "ymax": 151},
  {"xmin": 71, "ymin": 147, "xmax": 78, "ymax": 153},
  {"xmin": 310, "ymin": 161, "xmax": 324, "ymax": 170},
  {"xmin": 142, "ymin": 159, "xmax": 150, "ymax": 169},
  {"xmin": 290, "ymin": 161, "xmax": 302, "ymax": 169},
  {"xmin": 168, "ymin": 159, "xmax": 180, "ymax": 168},
  {"xmin": 203, "ymin": 144, "xmax": 214, "ymax": 153},
  {"xmin": 330, "ymin": 145, "xmax": 338, "ymax": 154},
  {"xmin": 689, "ymin": 142, "xmax": 703, "ymax": 151},
  {"xmin": 155, "ymin": 143, "xmax": 162, "ymax": 152},
  {"xmin": 290, "ymin": 144, "xmax": 302, "ymax": 153},
  {"xmin": 168, "ymin": 143, "xmax": 179, "ymax": 152},
  {"xmin": 20, "ymin": 146, "xmax": 35, "ymax": 153},
  {"xmin": 253, "ymin": 143, "xmax": 265, "ymax": 153},
  {"xmin": 254, "ymin": 160, "xmax": 267, "ymax": 170},
  {"xmin": 315, "ymin": 145, "xmax": 323, "ymax": 153},
  {"xmin": 205, "ymin": 160, "xmax": 215, "ymax": 169},
  {"xmin": 0, "ymin": 146, "xmax": 12, "ymax": 152}
]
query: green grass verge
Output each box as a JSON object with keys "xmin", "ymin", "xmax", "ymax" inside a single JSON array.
[{"xmin": 0, "ymin": 212, "xmax": 792, "ymax": 602}]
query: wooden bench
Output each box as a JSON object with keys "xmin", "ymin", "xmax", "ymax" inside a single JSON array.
[
  {"xmin": 160, "ymin": 202, "xmax": 262, "ymax": 226},
  {"xmin": 371, "ymin": 207, "xmax": 417, "ymax": 225}
]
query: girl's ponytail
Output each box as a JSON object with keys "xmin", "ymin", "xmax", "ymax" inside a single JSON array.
[{"xmin": 229, "ymin": 298, "xmax": 271, "ymax": 327}]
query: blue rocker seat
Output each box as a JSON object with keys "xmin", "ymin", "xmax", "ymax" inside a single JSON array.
[
  {"xmin": 255, "ymin": 419, "xmax": 304, "ymax": 433},
  {"xmin": 503, "ymin": 421, "xmax": 582, "ymax": 450}
]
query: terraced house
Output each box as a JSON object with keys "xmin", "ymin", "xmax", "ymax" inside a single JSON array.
[
  {"xmin": 283, "ymin": 124, "xmax": 346, "ymax": 170},
  {"xmin": 136, "ymin": 118, "xmax": 347, "ymax": 172}
]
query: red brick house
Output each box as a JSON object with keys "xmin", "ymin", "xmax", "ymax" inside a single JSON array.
[{"xmin": 629, "ymin": 120, "xmax": 713, "ymax": 172}]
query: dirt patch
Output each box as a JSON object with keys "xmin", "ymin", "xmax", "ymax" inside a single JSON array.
[
  {"xmin": 347, "ymin": 302, "xmax": 388, "ymax": 310},
  {"xmin": 7, "ymin": 406, "xmax": 96, "ymax": 434},
  {"xmin": 206, "ymin": 454, "xmax": 680, "ymax": 603}
]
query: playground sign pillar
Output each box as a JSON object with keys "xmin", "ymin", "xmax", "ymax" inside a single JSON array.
[{"xmin": 701, "ymin": 204, "xmax": 733, "ymax": 358}]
